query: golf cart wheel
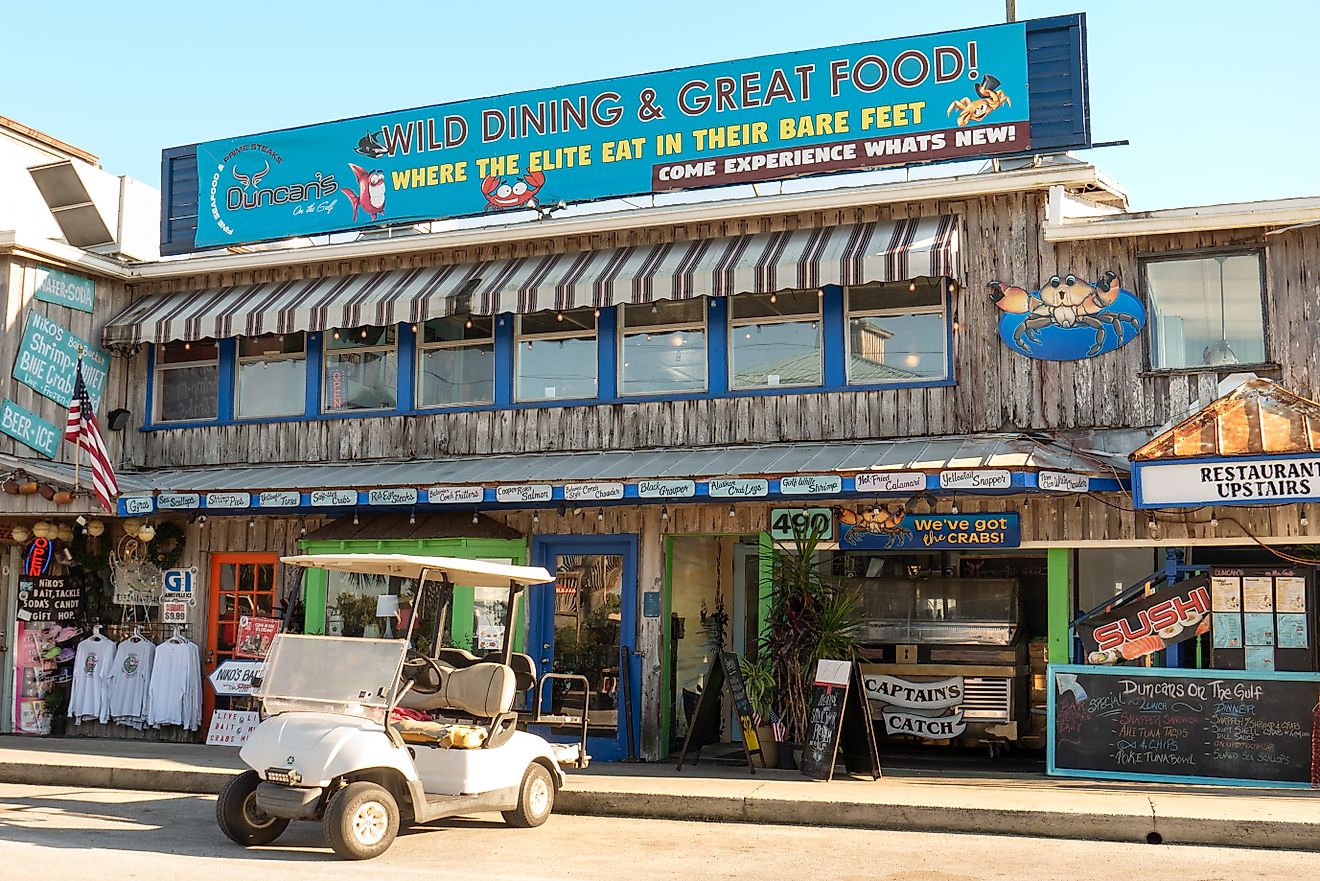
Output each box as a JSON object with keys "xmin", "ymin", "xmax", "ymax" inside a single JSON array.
[
  {"xmin": 216, "ymin": 770, "xmax": 289, "ymax": 846},
  {"xmin": 323, "ymin": 781, "xmax": 399, "ymax": 860},
  {"xmin": 503, "ymin": 763, "xmax": 555, "ymax": 828}
]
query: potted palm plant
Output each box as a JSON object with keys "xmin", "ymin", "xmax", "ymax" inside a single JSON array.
[
  {"xmin": 759, "ymin": 523, "xmax": 863, "ymax": 768},
  {"xmin": 738, "ymin": 655, "xmax": 778, "ymax": 768}
]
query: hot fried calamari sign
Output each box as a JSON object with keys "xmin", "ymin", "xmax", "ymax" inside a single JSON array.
[{"xmin": 188, "ymin": 22, "xmax": 1036, "ymax": 249}]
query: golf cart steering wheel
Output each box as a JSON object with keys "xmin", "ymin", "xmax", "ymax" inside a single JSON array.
[{"xmin": 401, "ymin": 650, "xmax": 446, "ymax": 695}]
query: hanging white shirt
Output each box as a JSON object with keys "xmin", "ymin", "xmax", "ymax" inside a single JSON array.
[
  {"xmin": 109, "ymin": 637, "xmax": 156, "ymax": 729},
  {"xmin": 69, "ymin": 636, "xmax": 116, "ymax": 724}
]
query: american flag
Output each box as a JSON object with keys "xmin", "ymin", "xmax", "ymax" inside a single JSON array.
[
  {"xmin": 64, "ymin": 361, "xmax": 118, "ymax": 513},
  {"xmin": 769, "ymin": 707, "xmax": 786, "ymax": 743}
]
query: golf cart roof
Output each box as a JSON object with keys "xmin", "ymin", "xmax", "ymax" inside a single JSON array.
[{"xmin": 281, "ymin": 553, "xmax": 554, "ymax": 587}]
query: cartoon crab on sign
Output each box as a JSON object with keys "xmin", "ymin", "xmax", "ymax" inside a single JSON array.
[
  {"xmin": 481, "ymin": 170, "xmax": 546, "ymax": 211},
  {"xmin": 988, "ymin": 272, "xmax": 1146, "ymax": 360},
  {"xmin": 947, "ymin": 74, "xmax": 1011, "ymax": 126},
  {"xmin": 835, "ymin": 504, "xmax": 913, "ymax": 549}
]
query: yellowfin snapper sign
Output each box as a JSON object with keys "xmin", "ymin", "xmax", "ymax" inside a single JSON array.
[{"xmin": 191, "ymin": 21, "xmax": 1042, "ymax": 249}]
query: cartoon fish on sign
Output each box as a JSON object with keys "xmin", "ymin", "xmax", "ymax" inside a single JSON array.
[
  {"xmin": 355, "ymin": 131, "xmax": 388, "ymax": 159},
  {"xmin": 341, "ymin": 163, "xmax": 386, "ymax": 221}
]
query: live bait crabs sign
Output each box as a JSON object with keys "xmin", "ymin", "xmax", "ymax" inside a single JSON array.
[{"xmin": 188, "ymin": 21, "xmax": 1040, "ymax": 248}]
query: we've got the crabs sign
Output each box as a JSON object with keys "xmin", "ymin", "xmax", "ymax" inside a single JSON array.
[{"xmin": 988, "ymin": 272, "xmax": 1146, "ymax": 361}]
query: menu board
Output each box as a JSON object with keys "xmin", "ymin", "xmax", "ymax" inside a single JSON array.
[
  {"xmin": 1209, "ymin": 567, "xmax": 1314, "ymax": 672},
  {"xmin": 1049, "ymin": 665, "xmax": 1320, "ymax": 787}
]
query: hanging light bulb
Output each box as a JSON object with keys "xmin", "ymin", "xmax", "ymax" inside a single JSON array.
[
  {"xmin": 411, "ymin": 323, "xmax": 419, "ymax": 334},
  {"xmin": 951, "ymin": 504, "xmax": 960, "ymax": 514},
  {"xmin": 299, "ymin": 520, "xmax": 307, "ymax": 535},
  {"xmin": 1302, "ymin": 513, "xmax": 1311, "ymax": 527},
  {"xmin": 597, "ymin": 510, "xmax": 605, "ymax": 521},
  {"xmin": 532, "ymin": 510, "xmax": 540, "ymax": 525},
  {"xmin": 472, "ymin": 511, "xmax": 480, "ymax": 524},
  {"xmin": 248, "ymin": 517, "xmax": 255, "ymax": 528},
  {"xmin": 661, "ymin": 506, "xmax": 669, "ymax": 521},
  {"xmin": 728, "ymin": 505, "xmax": 736, "ymax": 517},
  {"xmin": 352, "ymin": 511, "xmax": 359, "ymax": 526},
  {"xmin": 409, "ymin": 510, "xmax": 416, "ymax": 526},
  {"xmin": 908, "ymin": 281, "xmax": 917, "ymax": 293},
  {"xmin": 1210, "ymin": 516, "xmax": 1219, "ymax": 527},
  {"xmin": 769, "ymin": 293, "xmax": 777, "ymax": 304},
  {"xmin": 1148, "ymin": 516, "xmax": 1159, "ymax": 532},
  {"xmin": 183, "ymin": 341, "xmax": 191, "ymax": 351},
  {"xmin": 465, "ymin": 317, "xmax": 473, "ymax": 329},
  {"xmin": 333, "ymin": 329, "xmax": 341, "ymax": 340},
  {"xmin": 360, "ymin": 328, "xmax": 369, "ymax": 339},
  {"xmin": 594, "ymin": 307, "xmax": 601, "ymax": 318},
  {"xmin": 556, "ymin": 312, "xmax": 565, "ymax": 322},
  {"xmin": 573, "ymin": 507, "xmax": 582, "ymax": 516}
]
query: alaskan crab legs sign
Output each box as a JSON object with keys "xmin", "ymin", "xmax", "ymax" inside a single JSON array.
[{"xmin": 189, "ymin": 22, "xmax": 1035, "ymax": 249}]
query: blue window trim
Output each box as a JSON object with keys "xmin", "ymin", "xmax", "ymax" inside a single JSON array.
[{"xmin": 138, "ymin": 288, "xmax": 958, "ymax": 432}]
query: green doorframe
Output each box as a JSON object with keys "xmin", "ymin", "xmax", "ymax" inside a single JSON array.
[
  {"xmin": 1047, "ymin": 547, "xmax": 1073, "ymax": 664},
  {"xmin": 758, "ymin": 531, "xmax": 773, "ymax": 645},
  {"xmin": 298, "ymin": 537, "xmax": 529, "ymax": 652}
]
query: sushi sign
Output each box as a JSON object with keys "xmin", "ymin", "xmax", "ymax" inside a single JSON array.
[{"xmin": 1076, "ymin": 575, "xmax": 1211, "ymax": 664}]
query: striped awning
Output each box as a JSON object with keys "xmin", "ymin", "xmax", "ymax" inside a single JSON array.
[{"xmin": 105, "ymin": 216, "xmax": 957, "ymax": 345}]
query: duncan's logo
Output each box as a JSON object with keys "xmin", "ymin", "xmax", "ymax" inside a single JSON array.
[{"xmin": 225, "ymin": 161, "xmax": 337, "ymax": 212}]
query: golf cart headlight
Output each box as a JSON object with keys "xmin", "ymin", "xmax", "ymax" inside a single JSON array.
[{"xmin": 265, "ymin": 767, "xmax": 302, "ymax": 785}]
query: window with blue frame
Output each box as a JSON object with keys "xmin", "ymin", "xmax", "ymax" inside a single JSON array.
[
  {"xmin": 235, "ymin": 332, "xmax": 306, "ymax": 419},
  {"xmin": 845, "ymin": 280, "xmax": 949, "ymax": 384},
  {"xmin": 155, "ymin": 339, "xmax": 219, "ymax": 423},
  {"xmin": 417, "ymin": 315, "xmax": 495, "ymax": 408},
  {"xmin": 619, "ymin": 299, "xmax": 707, "ymax": 396},
  {"xmin": 516, "ymin": 308, "xmax": 597, "ymax": 402},
  {"xmin": 729, "ymin": 290, "xmax": 823, "ymax": 389},
  {"xmin": 324, "ymin": 325, "xmax": 397, "ymax": 412}
]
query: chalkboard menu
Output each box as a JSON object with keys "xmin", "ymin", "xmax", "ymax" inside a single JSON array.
[
  {"xmin": 1049, "ymin": 664, "xmax": 1320, "ymax": 787},
  {"xmin": 720, "ymin": 652, "xmax": 754, "ymax": 718},
  {"xmin": 676, "ymin": 652, "xmax": 763, "ymax": 773}
]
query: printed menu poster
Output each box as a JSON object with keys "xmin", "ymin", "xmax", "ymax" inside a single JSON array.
[
  {"xmin": 1212, "ymin": 613, "xmax": 1243, "ymax": 649},
  {"xmin": 1242, "ymin": 577, "xmax": 1275, "ymax": 612},
  {"xmin": 1276, "ymin": 577, "xmax": 1307, "ymax": 613},
  {"xmin": 1278, "ymin": 614, "xmax": 1310, "ymax": 649},
  {"xmin": 1244, "ymin": 612, "xmax": 1276, "ymax": 646},
  {"xmin": 1211, "ymin": 576, "xmax": 1242, "ymax": 612},
  {"xmin": 1245, "ymin": 645, "xmax": 1276, "ymax": 671}
]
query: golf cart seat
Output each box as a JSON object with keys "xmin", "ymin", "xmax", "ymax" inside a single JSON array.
[
  {"xmin": 436, "ymin": 647, "xmax": 538, "ymax": 692},
  {"xmin": 400, "ymin": 660, "xmax": 517, "ymax": 718}
]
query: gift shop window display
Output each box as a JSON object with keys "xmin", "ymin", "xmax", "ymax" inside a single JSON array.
[{"xmin": 11, "ymin": 527, "xmax": 85, "ymax": 736}]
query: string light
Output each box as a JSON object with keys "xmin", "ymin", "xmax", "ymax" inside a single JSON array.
[
  {"xmin": 728, "ymin": 505, "xmax": 736, "ymax": 517},
  {"xmin": 333, "ymin": 330, "xmax": 341, "ymax": 340},
  {"xmin": 594, "ymin": 307, "xmax": 601, "ymax": 318},
  {"xmin": 951, "ymin": 504, "xmax": 960, "ymax": 514},
  {"xmin": 360, "ymin": 328, "xmax": 369, "ymax": 339},
  {"xmin": 248, "ymin": 517, "xmax": 255, "ymax": 529},
  {"xmin": 411, "ymin": 324, "xmax": 418, "ymax": 334},
  {"xmin": 465, "ymin": 317, "xmax": 473, "ymax": 329},
  {"xmin": 556, "ymin": 312, "xmax": 565, "ymax": 322},
  {"xmin": 352, "ymin": 511, "xmax": 359, "ymax": 525},
  {"xmin": 597, "ymin": 510, "xmax": 605, "ymax": 521},
  {"xmin": 409, "ymin": 510, "xmax": 416, "ymax": 526},
  {"xmin": 1210, "ymin": 516, "xmax": 1219, "ymax": 527},
  {"xmin": 472, "ymin": 511, "xmax": 480, "ymax": 524},
  {"xmin": 532, "ymin": 511, "xmax": 540, "ymax": 525},
  {"xmin": 908, "ymin": 282, "xmax": 917, "ymax": 292},
  {"xmin": 769, "ymin": 293, "xmax": 777, "ymax": 304},
  {"xmin": 661, "ymin": 506, "xmax": 669, "ymax": 521}
]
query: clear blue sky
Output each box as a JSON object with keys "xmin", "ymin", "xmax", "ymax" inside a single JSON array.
[{"xmin": 6, "ymin": 0, "xmax": 1317, "ymax": 210}]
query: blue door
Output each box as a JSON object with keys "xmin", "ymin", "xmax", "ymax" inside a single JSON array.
[{"xmin": 530, "ymin": 535, "xmax": 640, "ymax": 762}]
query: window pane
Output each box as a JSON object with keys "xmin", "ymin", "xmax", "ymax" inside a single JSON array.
[
  {"xmin": 236, "ymin": 355, "xmax": 306, "ymax": 418},
  {"xmin": 238, "ymin": 332, "xmax": 304, "ymax": 358},
  {"xmin": 159, "ymin": 339, "xmax": 218, "ymax": 364},
  {"xmin": 324, "ymin": 349, "xmax": 397, "ymax": 411},
  {"xmin": 327, "ymin": 325, "xmax": 396, "ymax": 349},
  {"xmin": 731, "ymin": 321, "xmax": 821, "ymax": 388},
  {"xmin": 1147, "ymin": 254, "xmax": 1265, "ymax": 368},
  {"xmin": 157, "ymin": 365, "xmax": 218, "ymax": 422},
  {"xmin": 521, "ymin": 309, "xmax": 595, "ymax": 336},
  {"xmin": 849, "ymin": 313, "xmax": 946, "ymax": 382},
  {"xmin": 621, "ymin": 298, "xmax": 706, "ymax": 330},
  {"xmin": 422, "ymin": 315, "xmax": 493, "ymax": 344},
  {"xmin": 621, "ymin": 329, "xmax": 707, "ymax": 395},
  {"xmin": 517, "ymin": 336, "xmax": 597, "ymax": 401},
  {"xmin": 730, "ymin": 289, "xmax": 820, "ymax": 320},
  {"xmin": 849, "ymin": 279, "xmax": 944, "ymax": 312},
  {"xmin": 418, "ymin": 344, "xmax": 495, "ymax": 407}
]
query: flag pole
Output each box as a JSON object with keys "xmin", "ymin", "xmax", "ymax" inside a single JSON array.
[{"xmin": 73, "ymin": 348, "xmax": 83, "ymax": 492}]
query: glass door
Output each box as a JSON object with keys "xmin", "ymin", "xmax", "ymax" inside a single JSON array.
[
  {"xmin": 530, "ymin": 536, "xmax": 638, "ymax": 761},
  {"xmin": 206, "ymin": 553, "xmax": 279, "ymax": 724}
]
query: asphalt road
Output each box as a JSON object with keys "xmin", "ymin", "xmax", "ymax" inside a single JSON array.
[{"xmin": 2, "ymin": 781, "xmax": 1319, "ymax": 880}]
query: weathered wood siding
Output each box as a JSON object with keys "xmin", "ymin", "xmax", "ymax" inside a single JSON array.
[
  {"xmin": 0, "ymin": 254, "xmax": 138, "ymax": 514},
  {"xmin": 129, "ymin": 195, "xmax": 1318, "ymax": 469}
]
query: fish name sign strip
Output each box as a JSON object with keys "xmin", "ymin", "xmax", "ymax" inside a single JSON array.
[
  {"xmin": 839, "ymin": 512, "xmax": 1019, "ymax": 550},
  {"xmin": 258, "ymin": 491, "xmax": 302, "ymax": 508},
  {"xmin": 563, "ymin": 482, "xmax": 625, "ymax": 501},
  {"xmin": 176, "ymin": 20, "xmax": 1071, "ymax": 251},
  {"xmin": 854, "ymin": 472, "xmax": 926, "ymax": 493},
  {"xmin": 637, "ymin": 480, "xmax": 696, "ymax": 499},
  {"xmin": 1134, "ymin": 455, "xmax": 1320, "ymax": 508},
  {"xmin": 780, "ymin": 475, "xmax": 843, "ymax": 495},
  {"xmin": 428, "ymin": 485, "xmax": 484, "ymax": 504},
  {"xmin": 939, "ymin": 469, "xmax": 1011, "ymax": 490},
  {"xmin": 1048, "ymin": 665, "xmax": 1320, "ymax": 787}
]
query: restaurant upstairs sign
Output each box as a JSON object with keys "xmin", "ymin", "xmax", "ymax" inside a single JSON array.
[
  {"xmin": 1133, "ymin": 455, "xmax": 1320, "ymax": 508},
  {"xmin": 184, "ymin": 21, "xmax": 1051, "ymax": 250}
]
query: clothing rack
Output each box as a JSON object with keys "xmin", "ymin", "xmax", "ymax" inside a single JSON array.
[{"xmin": 103, "ymin": 622, "xmax": 193, "ymax": 643}]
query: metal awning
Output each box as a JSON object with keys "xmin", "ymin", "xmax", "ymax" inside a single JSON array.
[
  {"xmin": 118, "ymin": 432, "xmax": 1126, "ymax": 496},
  {"xmin": 1132, "ymin": 378, "xmax": 1320, "ymax": 461},
  {"xmin": 0, "ymin": 452, "xmax": 151, "ymax": 494},
  {"xmin": 103, "ymin": 216, "xmax": 957, "ymax": 346}
]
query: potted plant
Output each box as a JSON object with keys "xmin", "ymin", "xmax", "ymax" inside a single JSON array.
[
  {"xmin": 738, "ymin": 655, "xmax": 779, "ymax": 768},
  {"xmin": 759, "ymin": 523, "xmax": 863, "ymax": 767}
]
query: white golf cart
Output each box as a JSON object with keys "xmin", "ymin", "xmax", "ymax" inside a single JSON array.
[{"xmin": 215, "ymin": 553, "xmax": 589, "ymax": 860}]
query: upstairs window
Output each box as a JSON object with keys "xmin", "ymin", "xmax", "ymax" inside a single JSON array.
[
  {"xmin": 236, "ymin": 333, "xmax": 306, "ymax": 419},
  {"xmin": 619, "ymin": 299, "xmax": 708, "ymax": 396},
  {"xmin": 1145, "ymin": 252, "xmax": 1266, "ymax": 369},
  {"xmin": 730, "ymin": 290, "xmax": 822, "ymax": 389},
  {"xmin": 154, "ymin": 339, "xmax": 218, "ymax": 423},
  {"xmin": 417, "ymin": 315, "xmax": 495, "ymax": 408},
  {"xmin": 324, "ymin": 325, "xmax": 397, "ymax": 412},
  {"xmin": 846, "ymin": 279, "xmax": 948, "ymax": 384},
  {"xmin": 516, "ymin": 309, "xmax": 597, "ymax": 402}
]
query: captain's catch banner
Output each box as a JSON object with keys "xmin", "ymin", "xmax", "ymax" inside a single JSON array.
[{"xmin": 195, "ymin": 22, "xmax": 1030, "ymax": 247}]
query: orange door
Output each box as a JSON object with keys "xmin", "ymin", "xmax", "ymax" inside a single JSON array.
[{"xmin": 206, "ymin": 553, "xmax": 279, "ymax": 725}]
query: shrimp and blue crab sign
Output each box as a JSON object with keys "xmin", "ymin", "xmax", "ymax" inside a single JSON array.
[
  {"xmin": 988, "ymin": 272, "xmax": 1148, "ymax": 361},
  {"xmin": 167, "ymin": 15, "xmax": 1093, "ymax": 252}
]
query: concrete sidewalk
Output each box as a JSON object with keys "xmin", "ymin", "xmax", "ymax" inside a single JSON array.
[{"xmin": 3, "ymin": 735, "xmax": 1319, "ymax": 850}]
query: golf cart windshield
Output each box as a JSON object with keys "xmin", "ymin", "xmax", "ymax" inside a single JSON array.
[{"xmin": 256, "ymin": 634, "xmax": 407, "ymax": 721}]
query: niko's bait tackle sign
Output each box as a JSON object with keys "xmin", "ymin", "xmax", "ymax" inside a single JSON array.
[{"xmin": 186, "ymin": 22, "xmax": 1039, "ymax": 249}]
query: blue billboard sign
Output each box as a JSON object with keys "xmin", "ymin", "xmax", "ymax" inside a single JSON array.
[
  {"xmin": 191, "ymin": 22, "xmax": 1032, "ymax": 249},
  {"xmin": 838, "ymin": 512, "xmax": 1020, "ymax": 550}
]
